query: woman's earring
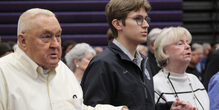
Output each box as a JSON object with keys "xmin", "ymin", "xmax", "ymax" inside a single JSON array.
[
  {"xmin": 76, "ymin": 65, "xmax": 79, "ymax": 68},
  {"xmin": 166, "ymin": 59, "xmax": 169, "ymax": 64}
]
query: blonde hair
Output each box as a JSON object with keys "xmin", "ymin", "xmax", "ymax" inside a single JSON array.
[
  {"xmin": 17, "ymin": 8, "xmax": 55, "ymax": 35},
  {"xmin": 154, "ymin": 26, "xmax": 192, "ymax": 67}
]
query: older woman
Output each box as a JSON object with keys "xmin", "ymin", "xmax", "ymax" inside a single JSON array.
[
  {"xmin": 153, "ymin": 27, "xmax": 209, "ymax": 110},
  {"xmin": 65, "ymin": 43, "xmax": 96, "ymax": 83}
]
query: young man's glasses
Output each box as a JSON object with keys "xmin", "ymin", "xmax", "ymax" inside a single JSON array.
[{"xmin": 126, "ymin": 16, "xmax": 151, "ymax": 26}]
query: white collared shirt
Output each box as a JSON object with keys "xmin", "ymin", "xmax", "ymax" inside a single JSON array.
[{"xmin": 0, "ymin": 46, "xmax": 124, "ymax": 110}]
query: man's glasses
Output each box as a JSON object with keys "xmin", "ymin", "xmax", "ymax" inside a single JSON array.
[{"xmin": 126, "ymin": 16, "xmax": 151, "ymax": 26}]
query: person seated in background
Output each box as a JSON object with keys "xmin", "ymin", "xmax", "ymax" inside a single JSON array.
[
  {"xmin": 186, "ymin": 47, "xmax": 202, "ymax": 81},
  {"xmin": 137, "ymin": 44, "xmax": 148, "ymax": 56},
  {"xmin": 0, "ymin": 42, "xmax": 13, "ymax": 58},
  {"xmin": 7, "ymin": 41, "xmax": 17, "ymax": 52},
  {"xmin": 192, "ymin": 43, "xmax": 205, "ymax": 75},
  {"xmin": 0, "ymin": 8, "xmax": 128, "ymax": 110},
  {"xmin": 106, "ymin": 28, "xmax": 115, "ymax": 42},
  {"xmin": 203, "ymin": 44, "xmax": 219, "ymax": 91},
  {"xmin": 65, "ymin": 43, "xmax": 96, "ymax": 84},
  {"xmin": 147, "ymin": 28, "xmax": 162, "ymax": 76},
  {"xmin": 94, "ymin": 46, "xmax": 104, "ymax": 54},
  {"xmin": 201, "ymin": 43, "xmax": 211, "ymax": 66},
  {"xmin": 62, "ymin": 40, "xmax": 77, "ymax": 63},
  {"xmin": 153, "ymin": 26, "xmax": 209, "ymax": 110}
]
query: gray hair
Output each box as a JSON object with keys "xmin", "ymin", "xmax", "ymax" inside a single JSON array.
[
  {"xmin": 154, "ymin": 26, "xmax": 192, "ymax": 67},
  {"xmin": 147, "ymin": 28, "xmax": 162, "ymax": 51},
  {"xmin": 202, "ymin": 43, "xmax": 211, "ymax": 50},
  {"xmin": 65, "ymin": 43, "xmax": 96, "ymax": 72},
  {"xmin": 192, "ymin": 43, "xmax": 203, "ymax": 50},
  {"xmin": 17, "ymin": 8, "xmax": 55, "ymax": 35}
]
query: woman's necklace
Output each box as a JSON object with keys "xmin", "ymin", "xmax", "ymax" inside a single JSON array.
[{"xmin": 162, "ymin": 69, "xmax": 204, "ymax": 110}]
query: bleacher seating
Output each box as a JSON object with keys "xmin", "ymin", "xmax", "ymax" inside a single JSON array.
[{"xmin": 0, "ymin": 0, "xmax": 183, "ymax": 46}]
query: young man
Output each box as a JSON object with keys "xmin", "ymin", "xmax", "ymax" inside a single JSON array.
[
  {"xmin": 0, "ymin": 8, "xmax": 128, "ymax": 110},
  {"xmin": 81, "ymin": 0, "xmax": 195, "ymax": 110}
]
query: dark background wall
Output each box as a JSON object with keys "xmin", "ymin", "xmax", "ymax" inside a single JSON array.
[
  {"xmin": 0, "ymin": 0, "xmax": 218, "ymax": 47},
  {"xmin": 183, "ymin": 0, "xmax": 219, "ymax": 44}
]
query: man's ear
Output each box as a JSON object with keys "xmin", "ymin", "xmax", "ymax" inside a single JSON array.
[
  {"xmin": 149, "ymin": 41, "xmax": 154, "ymax": 53},
  {"xmin": 17, "ymin": 33, "xmax": 27, "ymax": 50},
  {"xmin": 112, "ymin": 19, "xmax": 123, "ymax": 31}
]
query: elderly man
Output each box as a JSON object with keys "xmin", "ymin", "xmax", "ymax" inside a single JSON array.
[{"xmin": 0, "ymin": 8, "xmax": 128, "ymax": 110}]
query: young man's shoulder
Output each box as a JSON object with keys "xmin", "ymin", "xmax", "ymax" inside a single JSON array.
[{"xmin": 92, "ymin": 48, "xmax": 117, "ymax": 62}]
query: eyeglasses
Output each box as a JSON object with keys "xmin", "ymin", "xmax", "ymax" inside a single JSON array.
[{"xmin": 126, "ymin": 16, "xmax": 151, "ymax": 26}]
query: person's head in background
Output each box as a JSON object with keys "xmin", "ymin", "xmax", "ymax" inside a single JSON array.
[
  {"xmin": 147, "ymin": 28, "xmax": 162, "ymax": 53},
  {"xmin": 7, "ymin": 41, "xmax": 17, "ymax": 52},
  {"xmin": 154, "ymin": 26, "xmax": 192, "ymax": 69},
  {"xmin": 107, "ymin": 28, "xmax": 115, "ymax": 42},
  {"xmin": 188, "ymin": 47, "xmax": 199, "ymax": 68},
  {"xmin": 0, "ymin": 43, "xmax": 13, "ymax": 58},
  {"xmin": 192, "ymin": 43, "xmax": 203, "ymax": 63},
  {"xmin": 94, "ymin": 46, "xmax": 103, "ymax": 54},
  {"xmin": 137, "ymin": 44, "xmax": 148, "ymax": 56},
  {"xmin": 202, "ymin": 43, "xmax": 211, "ymax": 59},
  {"xmin": 62, "ymin": 40, "xmax": 77, "ymax": 55},
  {"xmin": 62, "ymin": 40, "xmax": 77, "ymax": 63},
  {"xmin": 17, "ymin": 8, "xmax": 62, "ymax": 69},
  {"xmin": 105, "ymin": 0, "xmax": 151, "ymax": 45},
  {"xmin": 65, "ymin": 43, "xmax": 96, "ymax": 83}
]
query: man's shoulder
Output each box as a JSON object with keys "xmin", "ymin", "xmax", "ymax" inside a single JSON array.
[{"xmin": 0, "ymin": 53, "xmax": 15, "ymax": 66}]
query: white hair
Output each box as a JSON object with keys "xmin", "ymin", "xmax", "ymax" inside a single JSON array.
[
  {"xmin": 192, "ymin": 43, "xmax": 203, "ymax": 50},
  {"xmin": 202, "ymin": 43, "xmax": 211, "ymax": 50},
  {"xmin": 154, "ymin": 26, "xmax": 192, "ymax": 67},
  {"xmin": 65, "ymin": 43, "xmax": 96, "ymax": 72},
  {"xmin": 147, "ymin": 28, "xmax": 162, "ymax": 50},
  {"xmin": 17, "ymin": 8, "xmax": 55, "ymax": 35}
]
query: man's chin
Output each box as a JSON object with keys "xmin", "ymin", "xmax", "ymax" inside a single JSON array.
[{"xmin": 43, "ymin": 61, "xmax": 59, "ymax": 69}]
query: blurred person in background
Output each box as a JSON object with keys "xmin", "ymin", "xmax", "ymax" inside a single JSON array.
[
  {"xmin": 0, "ymin": 42, "xmax": 13, "ymax": 58},
  {"xmin": 94, "ymin": 46, "xmax": 103, "ymax": 54},
  {"xmin": 192, "ymin": 43, "xmax": 204, "ymax": 75},
  {"xmin": 147, "ymin": 28, "xmax": 162, "ymax": 76},
  {"xmin": 65, "ymin": 43, "xmax": 96, "ymax": 84},
  {"xmin": 201, "ymin": 43, "xmax": 211, "ymax": 66},
  {"xmin": 186, "ymin": 47, "xmax": 202, "ymax": 81},
  {"xmin": 107, "ymin": 28, "xmax": 115, "ymax": 42},
  {"xmin": 7, "ymin": 41, "xmax": 17, "ymax": 52},
  {"xmin": 137, "ymin": 44, "xmax": 148, "ymax": 56},
  {"xmin": 153, "ymin": 26, "xmax": 209, "ymax": 110},
  {"xmin": 62, "ymin": 40, "xmax": 77, "ymax": 63},
  {"xmin": 203, "ymin": 45, "xmax": 219, "ymax": 91}
]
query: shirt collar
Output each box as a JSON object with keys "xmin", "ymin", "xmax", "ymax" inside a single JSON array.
[
  {"xmin": 14, "ymin": 45, "xmax": 57, "ymax": 79},
  {"xmin": 113, "ymin": 39, "xmax": 143, "ymax": 68}
]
